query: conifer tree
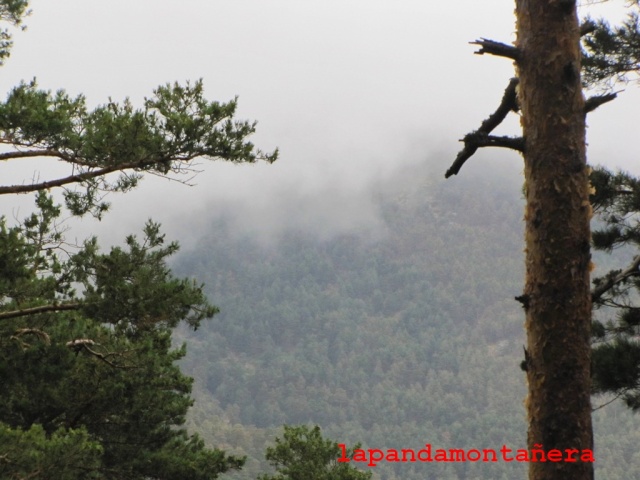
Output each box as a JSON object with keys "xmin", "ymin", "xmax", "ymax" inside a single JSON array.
[
  {"xmin": 0, "ymin": 1, "xmax": 275, "ymax": 478},
  {"xmin": 447, "ymin": 1, "xmax": 640, "ymax": 478},
  {"xmin": 258, "ymin": 425, "xmax": 371, "ymax": 480},
  {"xmin": 444, "ymin": 1, "xmax": 626, "ymax": 478}
]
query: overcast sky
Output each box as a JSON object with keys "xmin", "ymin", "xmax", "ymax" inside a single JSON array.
[{"xmin": 0, "ymin": 0, "xmax": 637, "ymax": 246}]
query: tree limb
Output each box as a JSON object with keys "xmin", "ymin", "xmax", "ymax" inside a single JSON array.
[
  {"xmin": 0, "ymin": 149, "xmax": 72, "ymax": 161},
  {"xmin": 585, "ymin": 92, "xmax": 619, "ymax": 113},
  {"xmin": 10, "ymin": 328, "xmax": 51, "ymax": 347},
  {"xmin": 66, "ymin": 339, "xmax": 138, "ymax": 369},
  {"xmin": 592, "ymin": 255, "xmax": 640, "ymax": 302},
  {"xmin": 469, "ymin": 134, "xmax": 525, "ymax": 151},
  {"xmin": 445, "ymin": 77, "xmax": 520, "ymax": 178},
  {"xmin": 592, "ymin": 389, "xmax": 631, "ymax": 412},
  {"xmin": 470, "ymin": 39, "xmax": 521, "ymax": 61},
  {"xmin": 0, "ymin": 159, "xmax": 162, "ymax": 195},
  {"xmin": 0, "ymin": 302, "xmax": 82, "ymax": 320}
]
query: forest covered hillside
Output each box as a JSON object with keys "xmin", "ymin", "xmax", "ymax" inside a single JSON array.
[{"xmin": 174, "ymin": 159, "xmax": 640, "ymax": 480}]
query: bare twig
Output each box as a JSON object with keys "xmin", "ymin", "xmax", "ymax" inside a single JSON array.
[
  {"xmin": 0, "ymin": 160, "xmax": 155, "ymax": 195},
  {"xmin": 464, "ymin": 133, "xmax": 524, "ymax": 152},
  {"xmin": 0, "ymin": 302, "xmax": 82, "ymax": 321},
  {"xmin": 470, "ymin": 39, "xmax": 521, "ymax": 61},
  {"xmin": 445, "ymin": 77, "xmax": 521, "ymax": 178},
  {"xmin": 592, "ymin": 255, "xmax": 640, "ymax": 302},
  {"xmin": 592, "ymin": 390, "xmax": 631, "ymax": 412},
  {"xmin": 0, "ymin": 149, "xmax": 73, "ymax": 162},
  {"xmin": 66, "ymin": 338, "xmax": 138, "ymax": 369},
  {"xmin": 9, "ymin": 328, "xmax": 51, "ymax": 349}
]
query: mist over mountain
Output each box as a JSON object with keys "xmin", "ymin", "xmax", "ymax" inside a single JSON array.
[
  {"xmin": 169, "ymin": 156, "xmax": 640, "ymax": 480},
  {"xmin": 0, "ymin": 2, "xmax": 638, "ymax": 479},
  {"xmin": 168, "ymin": 143, "xmax": 515, "ymax": 248}
]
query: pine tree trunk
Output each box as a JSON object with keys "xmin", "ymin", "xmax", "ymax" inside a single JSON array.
[{"xmin": 516, "ymin": 1, "xmax": 594, "ymax": 479}]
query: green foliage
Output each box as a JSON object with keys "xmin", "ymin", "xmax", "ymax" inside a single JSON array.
[
  {"xmin": 258, "ymin": 425, "xmax": 371, "ymax": 480},
  {"xmin": 0, "ymin": 2, "xmax": 276, "ymax": 475},
  {"xmin": 0, "ymin": 191, "xmax": 217, "ymax": 330},
  {"xmin": 0, "ymin": 194, "xmax": 244, "ymax": 479},
  {"xmin": 0, "ymin": 0, "xmax": 28, "ymax": 65},
  {"xmin": 0, "ymin": 424, "xmax": 102, "ymax": 480},
  {"xmin": 549, "ymin": 1, "xmax": 640, "ymax": 414},
  {"xmin": 176, "ymin": 167, "xmax": 536, "ymax": 479},
  {"xmin": 589, "ymin": 166, "xmax": 640, "ymax": 410},
  {"xmin": 73, "ymin": 220, "xmax": 218, "ymax": 332},
  {"xmin": 590, "ymin": 168, "xmax": 640, "ymax": 251},
  {"xmin": 582, "ymin": 8, "xmax": 640, "ymax": 88},
  {"xmin": 592, "ymin": 339, "xmax": 640, "ymax": 397},
  {"xmin": 0, "ymin": 192, "xmax": 69, "ymax": 307},
  {"xmin": 176, "ymin": 165, "xmax": 640, "ymax": 479},
  {"xmin": 0, "ymin": 78, "xmax": 276, "ymax": 217}
]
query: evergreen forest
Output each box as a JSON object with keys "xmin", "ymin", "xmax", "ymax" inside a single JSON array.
[
  {"xmin": 175, "ymin": 160, "xmax": 640, "ymax": 480},
  {"xmin": 2, "ymin": 1, "xmax": 640, "ymax": 479}
]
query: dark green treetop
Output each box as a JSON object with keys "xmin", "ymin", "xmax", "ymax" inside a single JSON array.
[
  {"xmin": 257, "ymin": 425, "xmax": 372, "ymax": 480},
  {"xmin": 0, "ymin": 193, "xmax": 246, "ymax": 479},
  {"xmin": 582, "ymin": 2, "xmax": 640, "ymax": 88}
]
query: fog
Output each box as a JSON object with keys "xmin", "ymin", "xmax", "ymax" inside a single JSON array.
[{"xmin": 0, "ymin": 0, "xmax": 637, "ymax": 248}]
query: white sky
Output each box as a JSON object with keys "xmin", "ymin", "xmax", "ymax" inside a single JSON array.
[{"xmin": 0, "ymin": 0, "xmax": 637, "ymax": 246}]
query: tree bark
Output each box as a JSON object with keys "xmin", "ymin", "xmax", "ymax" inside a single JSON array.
[{"xmin": 516, "ymin": 1, "xmax": 594, "ymax": 479}]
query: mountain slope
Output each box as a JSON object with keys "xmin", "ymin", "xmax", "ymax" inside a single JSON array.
[{"xmin": 175, "ymin": 160, "xmax": 640, "ymax": 480}]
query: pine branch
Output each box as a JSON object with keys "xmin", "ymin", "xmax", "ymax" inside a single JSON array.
[
  {"xmin": 470, "ymin": 39, "xmax": 521, "ymax": 61},
  {"xmin": 592, "ymin": 389, "xmax": 631, "ymax": 412},
  {"xmin": 0, "ymin": 302, "xmax": 82, "ymax": 320},
  {"xmin": 580, "ymin": 19, "xmax": 597, "ymax": 37},
  {"xmin": 66, "ymin": 339, "xmax": 138, "ymax": 369},
  {"xmin": 591, "ymin": 255, "xmax": 640, "ymax": 302},
  {"xmin": 0, "ymin": 79, "xmax": 277, "ymax": 211},
  {"xmin": 0, "ymin": 149, "xmax": 72, "ymax": 161},
  {"xmin": 10, "ymin": 328, "xmax": 51, "ymax": 348},
  {"xmin": 445, "ymin": 77, "xmax": 520, "ymax": 178},
  {"xmin": 0, "ymin": 159, "xmax": 161, "ymax": 195}
]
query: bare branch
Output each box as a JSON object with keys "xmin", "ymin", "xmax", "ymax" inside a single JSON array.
[
  {"xmin": 0, "ymin": 149, "xmax": 72, "ymax": 161},
  {"xmin": 470, "ymin": 38, "xmax": 521, "ymax": 61},
  {"xmin": 445, "ymin": 77, "xmax": 520, "ymax": 178},
  {"xmin": 9, "ymin": 328, "xmax": 51, "ymax": 345},
  {"xmin": 585, "ymin": 91, "xmax": 619, "ymax": 113},
  {"xmin": 592, "ymin": 255, "xmax": 640, "ymax": 302},
  {"xmin": 0, "ymin": 302, "xmax": 82, "ymax": 320},
  {"xmin": 592, "ymin": 389, "xmax": 632, "ymax": 412},
  {"xmin": 470, "ymin": 134, "xmax": 525, "ymax": 151},
  {"xmin": 67, "ymin": 338, "xmax": 138, "ymax": 369},
  {"xmin": 0, "ymin": 159, "xmax": 158, "ymax": 195}
]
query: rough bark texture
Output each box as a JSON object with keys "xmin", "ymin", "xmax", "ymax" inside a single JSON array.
[{"xmin": 516, "ymin": 1, "xmax": 594, "ymax": 479}]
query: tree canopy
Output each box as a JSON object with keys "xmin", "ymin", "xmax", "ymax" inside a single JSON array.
[
  {"xmin": 0, "ymin": 1, "xmax": 275, "ymax": 478},
  {"xmin": 0, "ymin": 79, "xmax": 276, "ymax": 217}
]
